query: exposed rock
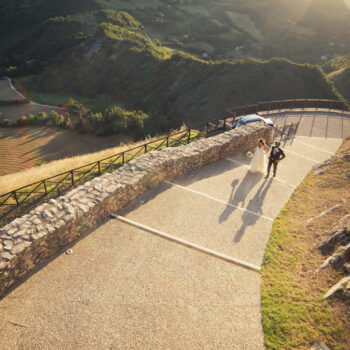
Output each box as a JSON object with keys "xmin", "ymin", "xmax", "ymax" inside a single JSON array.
[
  {"xmin": 344, "ymin": 263, "xmax": 350, "ymax": 273},
  {"xmin": 324, "ymin": 276, "xmax": 350, "ymax": 299},
  {"xmin": 344, "ymin": 153, "xmax": 350, "ymax": 161},
  {"xmin": 318, "ymin": 220, "xmax": 350, "ymax": 255},
  {"xmin": 317, "ymin": 214, "xmax": 350, "ymax": 300},
  {"xmin": 309, "ymin": 343, "xmax": 330, "ymax": 350}
]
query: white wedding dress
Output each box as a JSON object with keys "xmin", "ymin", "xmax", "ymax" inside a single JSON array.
[{"xmin": 250, "ymin": 147, "xmax": 267, "ymax": 174}]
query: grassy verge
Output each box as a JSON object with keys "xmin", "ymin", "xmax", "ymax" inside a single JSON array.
[{"xmin": 262, "ymin": 139, "xmax": 350, "ymax": 350}]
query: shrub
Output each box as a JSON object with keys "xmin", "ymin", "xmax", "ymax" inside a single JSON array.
[{"xmin": 0, "ymin": 118, "xmax": 9, "ymax": 127}]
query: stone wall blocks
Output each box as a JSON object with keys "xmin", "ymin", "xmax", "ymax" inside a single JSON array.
[
  {"xmin": 3, "ymin": 240, "xmax": 13, "ymax": 251},
  {"xmin": 54, "ymin": 220, "xmax": 65, "ymax": 230},
  {"xmin": 11, "ymin": 243, "xmax": 27, "ymax": 255},
  {"xmin": 1, "ymin": 251, "xmax": 13, "ymax": 261},
  {"xmin": 0, "ymin": 123, "xmax": 272, "ymax": 298}
]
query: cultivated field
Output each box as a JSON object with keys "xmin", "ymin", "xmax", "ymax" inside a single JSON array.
[{"xmin": 0, "ymin": 126, "xmax": 130, "ymax": 177}]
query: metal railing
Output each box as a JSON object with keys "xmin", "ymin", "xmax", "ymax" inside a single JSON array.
[
  {"xmin": 225, "ymin": 98, "xmax": 350, "ymax": 118},
  {"xmin": 272, "ymin": 122, "xmax": 300, "ymax": 141},
  {"xmin": 0, "ymin": 98, "xmax": 349, "ymax": 223}
]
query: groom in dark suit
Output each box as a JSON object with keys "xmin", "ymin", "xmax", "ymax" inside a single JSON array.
[{"xmin": 266, "ymin": 141, "xmax": 285, "ymax": 177}]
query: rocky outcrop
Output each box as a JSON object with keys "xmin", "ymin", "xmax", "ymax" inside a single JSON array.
[
  {"xmin": 318, "ymin": 215, "xmax": 350, "ymax": 255},
  {"xmin": 317, "ymin": 214, "xmax": 350, "ymax": 299}
]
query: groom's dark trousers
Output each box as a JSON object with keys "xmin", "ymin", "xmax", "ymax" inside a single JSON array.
[
  {"xmin": 267, "ymin": 146, "xmax": 285, "ymax": 176},
  {"xmin": 267, "ymin": 159, "xmax": 277, "ymax": 176}
]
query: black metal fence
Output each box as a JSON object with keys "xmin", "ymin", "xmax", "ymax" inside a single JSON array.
[
  {"xmin": 225, "ymin": 98, "xmax": 350, "ymax": 118},
  {"xmin": 0, "ymin": 98, "xmax": 348, "ymax": 222},
  {"xmin": 0, "ymin": 128, "xmax": 203, "ymax": 216}
]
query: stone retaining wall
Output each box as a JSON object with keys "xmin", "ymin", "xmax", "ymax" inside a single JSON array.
[{"xmin": 0, "ymin": 123, "xmax": 272, "ymax": 297}]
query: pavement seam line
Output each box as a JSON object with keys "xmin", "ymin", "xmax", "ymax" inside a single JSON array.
[
  {"xmin": 284, "ymin": 149, "xmax": 319, "ymax": 163},
  {"xmin": 112, "ymin": 214, "xmax": 261, "ymax": 273},
  {"xmin": 226, "ymin": 158, "xmax": 297, "ymax": 189},
  {"xmin": 285, "ymin": 138, "xmax": 335, "ymax": 155},
  {"xmin": 165, "ymin": 180, "xmax": 274, "ymax": 221}
]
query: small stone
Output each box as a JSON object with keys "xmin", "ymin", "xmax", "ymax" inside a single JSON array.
[
  {"xmin": 41, "ymin": 210, "xmax": 52, "ymax": 220},
  {"xmin": 11, "ymin": 218, "xmax": 21, "ymax": 227},
  {"xmin": 78, "ymin": 205, "xmax": 89, "ymax": 214},
  {"xmin": 55, "ymin": 220, "xmax": 65, "ymax": 230},
  {"xmin": 3, "ymin": 240, "xmax": 13, "ymax": 251},
  {"xmin": 37, "ymin": 230, "xmax": 46, "ymax": 238},
  {"xmin": 46, "ymin": 225, "xmax": 55, "ymax": 233},
  {"xmin": 344, "ymin": 263, "xmax": 350, "ymax": 273},
  {"xmin": 12, "ymin": 243, "xmax": 26, "ymax": 255},
  {"xmin": 344, "ymin": 154, "xmax": 350, "ymax": 161},
  {"xmin": 1, "ymin": 252, "xmax": 13, "ymax": 261},
  {"xmin": 13, "ymin": 230, "xmax": 26, "ymax": 238},
  {"xmin": 22, "ymin": 234, "xmax": 32, "ymax": 241},
  {"xmin": 0, "ymin": 261, "xmax": 7, "ymax": 270},
  {"xmin": 32, "ymin": 218, "xmax": 42, "ymax": 225},
  {"xmin": 309, "ymin": 343, "xmax": 330, "ymax": 350}
]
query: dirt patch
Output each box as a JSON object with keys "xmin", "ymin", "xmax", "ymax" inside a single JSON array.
[{"xmin": 262, "ymin": 138, "xmax": 350, "ymax": 350}]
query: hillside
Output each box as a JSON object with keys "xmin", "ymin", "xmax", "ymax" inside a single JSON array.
[
  {"xmin": 326, "ymin": 55, "xmax": 350, "ymax": 101},
  {"xmin": 3, "ymin": 9, "xmax": 342, "ymax": 134},
  {"xmin": 1, "ymin": 0, "xmax": 350, "ymax": 67}
]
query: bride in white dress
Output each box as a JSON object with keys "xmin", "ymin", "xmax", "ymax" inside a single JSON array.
[{"xmin": 250, "ymin": 138, "xmax": 269, "ymax": 174}]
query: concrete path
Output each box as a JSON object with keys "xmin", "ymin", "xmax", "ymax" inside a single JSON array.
[{"xmin": 0, "ymin": 114, "xmax": 346, "ymax": 349}]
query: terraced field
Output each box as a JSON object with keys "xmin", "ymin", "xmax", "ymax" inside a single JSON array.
[{"xmin": 0, "ymin": 127, "xmax": 129, "ymax": 176}]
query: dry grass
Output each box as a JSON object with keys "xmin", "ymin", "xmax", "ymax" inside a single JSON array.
[
  {"xmin": 0, "ymin": 127, "xmax": 187, "ymax": 195},
  {"xmin": 262, "ymin": 138, "xmax": 350, "ymax": 350}
]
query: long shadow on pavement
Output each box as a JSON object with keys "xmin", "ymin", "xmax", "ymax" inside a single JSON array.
[
  {"xmin": 234, "ymin": 177, "xmax": 273, "ymax": 243},
  {"xmin": 218, "ymin": 171, "xmax": 263, "ymax": 224}
]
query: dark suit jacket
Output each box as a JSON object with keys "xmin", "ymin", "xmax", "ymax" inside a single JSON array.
[{"xmin": 269, "ymin": 146, "xmax": 285, "ymax": 162}]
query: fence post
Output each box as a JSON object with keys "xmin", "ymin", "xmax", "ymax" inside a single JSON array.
[
  {"xmin": 166, "ymin": 136, "xmax": 169, "ymax": 147},
  {"xmin": 71, "ymin": 170, "xmax": 75, "ymax": 187},
  {"xmin": 122, "ymin": 152, "xmax": 125, "ymax": 165},
  {"xmin": 281, "ymin": 123, "xmax": 287, "ymax": 139},
  {"xmin": 144, "ymin": 144, "xmax": 148, "ymax": 154},
  {"xmin": 13, "ymin": 191, "xmax": 19, "ymax": 206},
  {"xmin": 187, "ymin": 128, "xmax": 191, "ymax": 143},
  {"xmin": 43, "ymin": 180, "xmax": 48, "ymax": 195},
  {"xmin": 98, "ymin": 161, "xmax": 101, "ymax": 175}
]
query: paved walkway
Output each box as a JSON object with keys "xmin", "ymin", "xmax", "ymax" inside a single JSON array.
[{"xmin": 0, "ymin": 114, "xmax": 346, "ymax": 349}]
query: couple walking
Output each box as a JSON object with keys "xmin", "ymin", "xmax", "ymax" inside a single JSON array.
[{"xmin": 250, "ymin": 139, "xmax": 285, "ymax": 177}]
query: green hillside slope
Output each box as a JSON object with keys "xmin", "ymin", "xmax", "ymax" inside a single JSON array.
[
  {"xmin": 13, "ymin": 11, "xmax": 342, "ymax": 134},
  {"xmin": 327, "ymin": 55, "xmax": 350, "ymax": 100},
  {"xmin": 1, "ymin": 0, "xmax": 350, "ymax": 65}
]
